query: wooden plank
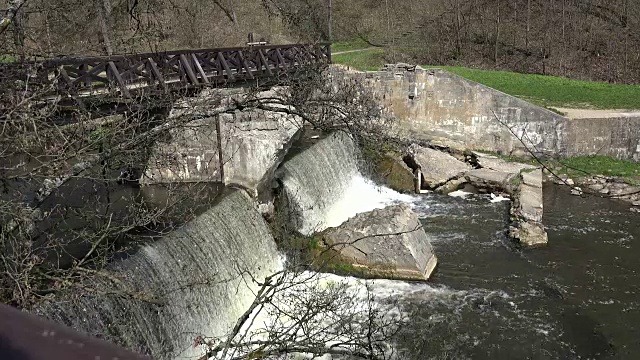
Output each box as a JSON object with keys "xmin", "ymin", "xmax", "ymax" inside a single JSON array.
[
  {"xmin": 179, "ymin": 54, "xmax": 200, "ymax": 85},
  {"xmin": 79, "ymin": 64, "xmax": 91, "ymax": 87},
  {"xmin": 107, "ymin": 61, "xmax": 131, "ymax": 98},
  {"xmin": 58, "ymin": 66, "xmax": 85, "ymax": 109},
  {"xmin": 237, "ymin": 51, "xmax": 254, "ymax": 80},
  {"xmin": 257, "ymin": 48, "xmax": 272, "ymax": 76},
  {"xmin": 191, "ymin": 53, "xmax": 210, "ymax": 84},
  {"xmin": 147, "ymin": 57, "xmax": 168, "ymax": 93},
  {"xmin": 275, "ymin": 48, "xmax": 287, "ymax": 69},
  {"xmin": 217, "ymin": 52, "xmax": 235, "ymax": 81}
]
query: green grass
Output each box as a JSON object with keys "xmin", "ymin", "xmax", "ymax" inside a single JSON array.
[
  {"xmin": 332, "ymin": 48, "xmax": 385, "ymax": 71},
  {"xmin": 331, "ymin": 38, "xmax": 372, "ymax": 52},
  {"xmin": 557, "ymin": 155, "xmax": 640, "ymax": 184},
  {"xmin": 0, "ymin": 54, "xmax": 17, "ymax": 63},
  {"xmin": 424, "ymin": 66, "xmax": 640, "ymax": 110}
]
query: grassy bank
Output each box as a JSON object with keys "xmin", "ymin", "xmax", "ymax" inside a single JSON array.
[
  {"xmin": 332, "ymin": 48, "xmax": 385, "ymax": 71},
  {"xmin": 424, "ymin": 66, "xmax": 640, "ymax": 110},
  {"xmin": 330, "ymin": 41, "xmax": 640, "ymax": 109},
  {"xmin": 556, "ymin": 155, "xmax": 640, "ymax": 184}
]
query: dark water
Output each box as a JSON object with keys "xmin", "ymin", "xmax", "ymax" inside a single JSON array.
[{"xmin": 397, "ymin": 183, "xmax": 639, "ymax": 359}]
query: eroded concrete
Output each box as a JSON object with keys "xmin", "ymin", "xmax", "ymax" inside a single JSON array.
[
  {"xmin": 323, "ymin": 203, "xmax": 438, "ymax": 281},
  {"xmin": 359, "ymin": 66, "xmax": 640, "ymax": 161}
]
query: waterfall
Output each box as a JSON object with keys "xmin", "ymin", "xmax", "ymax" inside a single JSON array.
[
  {"xmin": 278, "ymin": 132, "xmax": 415, "ymax": 235},
  {"xmin": 36, "ymin": 189, "xmax": 281, "ymax": 359}
]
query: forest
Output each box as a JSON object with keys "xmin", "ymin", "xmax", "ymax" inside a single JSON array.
[{"xmin": 1, "ymin": 0, "xmax": 639, "ymax": 83}]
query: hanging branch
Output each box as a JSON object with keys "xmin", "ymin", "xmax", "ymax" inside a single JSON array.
[{"xmin": 0, "ymin": 0, "xmax": 27, "ymax": 35}]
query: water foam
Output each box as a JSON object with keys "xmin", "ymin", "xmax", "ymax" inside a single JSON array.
[{"xmin": 279, "ymin": 132, "xmax": 420, "ymax": 235}]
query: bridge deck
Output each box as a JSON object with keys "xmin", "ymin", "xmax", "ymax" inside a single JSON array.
[{"xmin": 2, "ymin": 43, "xmax": 331, "ymax": 102}]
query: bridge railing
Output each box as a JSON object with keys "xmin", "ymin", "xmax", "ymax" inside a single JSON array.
[{"xmin": 1, "ymin": 43, "xmax": 331, "ymax": 101}]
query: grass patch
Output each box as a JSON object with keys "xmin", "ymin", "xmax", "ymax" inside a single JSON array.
[
  {"xmin": 423, "ymin": 66, "xmax": 640, "ymax": 110},
  {"xmin": 557, "ymin": 155, "xmax": 640, "ymax": 184},
  {"xmin": 331, "ymin": 38, "xmax": 371, "ymax": 52},
  {"xmin": 0, "ymin": 54, "xmax": 17, "ymax": 63},
  {"xmin": 333, "ymin": 48, "xmax": 385, "ymax": 71}
]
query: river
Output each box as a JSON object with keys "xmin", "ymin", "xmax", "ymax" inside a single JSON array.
[{"xmin": 391, "ymin": 183, "xmax": 638, "ymax": 359}]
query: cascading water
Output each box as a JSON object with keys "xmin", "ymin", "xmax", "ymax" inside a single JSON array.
[
  {"xmin": 36, "ymin": 189, "xmax": 282, "ymax": 359},
  {"xmin": 278, "ymin": 131, "xmax": 415, "ymax": 235}
]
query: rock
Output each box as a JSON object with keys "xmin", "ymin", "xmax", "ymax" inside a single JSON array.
[
  {"xmin": 465, "ymin": 168, "xmax": 517, "ymax": 193},
  {"xmin": 376, "ymin": 153, "xmax": 417, "ymax": 193},
  {"xmin": 510, "ymin": 222, "xmax": 548, "ymax": 247},
  {"xmin": 323, "ymin": 204, "xmax": 438, "ymax": 281},
  {"xmin": 633, "ymin": 201, "xmax": 640, "ymax": 206},
  {"xmin": 600, "ymin": 189, "xmax": 610, "ymax": 195},
  {"xmin": 571, "ymin": 187, "xmax": 583, "ymax": 196},
  {"xmin": 472, "ymin": 152, "xmax": 538, "ymax": 174},
  {"xmin": 566, "ymin": 178, "xmax": 575, "ymax": 186},
  {"xmin": 435, "ymin": 177, "xmax": 467, "ymax": 194},
  {"xmin": 406, "ymin": 144, "xmax": 471, "ymax": 189},
  {"xmin": 510, "ymin": 169, "xmax": 548, "ymax": 247},
  {"xmin": 631, "ymin": 207, "xmax": 640, "ymax": 213},
  {"xmin": 589, "ymin": 183, "xmax": 605, "ymax": 191}
]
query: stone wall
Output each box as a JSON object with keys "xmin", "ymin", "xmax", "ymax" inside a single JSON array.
[
  {"xmin": 141, "ymin": 90, "xmax": 303, "ymax": 196},
  {"xmin": 364, "ymin": 67, "xmax": 640, "ymax": 161}
]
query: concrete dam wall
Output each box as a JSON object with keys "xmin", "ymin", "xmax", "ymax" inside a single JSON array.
[{"xmin": 368, "ymin": 67, "xmax": 640, "ymax": 161}]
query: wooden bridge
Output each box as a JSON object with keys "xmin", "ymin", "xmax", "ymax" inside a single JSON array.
[{"xmin": 1, "ymin": 43, "xmax": 331, "ymax": 102}]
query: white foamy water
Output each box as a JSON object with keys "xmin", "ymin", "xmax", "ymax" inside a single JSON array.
[
  {"xmin": 322, "ymin": 175, "xmax": 418, "ymax": 231},
  {"xmin": 279, "ymin": 132, "xmax": 422, "ymax": 235}
]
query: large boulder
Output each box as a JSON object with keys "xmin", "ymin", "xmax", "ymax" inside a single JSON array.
[
  {"xmin": 322, "ymin": 204, "xmax": 437, "ymax": 281},
  {"xmin": 376, "ymin": 153, "xmax": 417, "ymax": 193},
  {"xmin": 406, "ymin": 144, "xmax": 471, "ymax": 189}
]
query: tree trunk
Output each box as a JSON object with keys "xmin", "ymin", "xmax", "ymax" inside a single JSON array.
[
  {"xmin": 455, "ymin": 0, "xmax": 462, "ymax": 56},
  {"xmin": 96, "ymin": 0, "xmax": 114, "ymax": 55},
  {"xmin": 495, "ymin": 2, "xmax": 500, "ymax": 64},
  {"xmin": 560, "ymin": 0, "xmax": 565, "ymax": 75},
  {"xmin": 12, "ymin": 3, "xmax": 25, "ymax": 59},
  {"xmin": 526, "ymin": 0, "xmax": 531, "ymax": 49}
]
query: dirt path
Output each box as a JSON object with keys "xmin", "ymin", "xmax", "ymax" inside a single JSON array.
[
  {"xmin": 551, "ymin": 107, "xmax": 640, "ymax": 119},
  {"xmin": 332, "ymin": 47, "xmax": 380, "ymax": 55}
]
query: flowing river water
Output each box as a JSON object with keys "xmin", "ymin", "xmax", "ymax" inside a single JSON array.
[{"xmin": 379, "ymin": 183, "xmax": 639, "ymax": 359}]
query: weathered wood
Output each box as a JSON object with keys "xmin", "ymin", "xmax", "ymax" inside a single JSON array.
[
  {"xmin": 179, "ymin": 54, "xmax": 200, "ymax": 85},
  {"xmin": 238, "ymin": 51, "xmax": 254, "ymax": 80},
  {"xmin": 107, "ymin": 61, "xmax": 131, "ymax": 98},
  {"xmin": 4, "ymin": 43, "xmax": 330, "ymax": 99},
  {"xmin": 257, "ymin": 48, "xmax": 272, "ymax": 76},
  {"xmin": 58, "ymin": 66, "xmax": 86, "ymax": 109},
  {"xmin": 191, "ymin": 54, "xmax": 210, "ymax": 84},
  {"xmin": 217, "ymin": 52, "xmax": 235, "ymax": 81},
  {"xmin": 147, "ymin": 57, "xmax": 168, "ymax": 93},
  {"xmin": 275, "ymin": 48, "xmax": 287, "ymax": 69}
]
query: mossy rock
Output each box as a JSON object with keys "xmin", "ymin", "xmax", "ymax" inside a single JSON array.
[{"xmin": 376, "ymin": 153, "xmax": 415, "ymax": 193}]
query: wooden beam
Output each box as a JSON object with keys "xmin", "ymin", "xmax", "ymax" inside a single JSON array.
[
  {"xmin": 179, "ymin": 54, "xmax": 200, "ymax": 85},
  {"xmin": 217, "ymin": 52, "xmax": 235, "ymax": 81},
  {"xmin": 191, "ymin": 53, "xmax": 210, "ymax": 84},
  {"xmin": 147, "ymin": 57, "xmax": 168, "ymax": 93},
  {"xmin": 257, "ymin": 48, "xmax": 272, "ymax": 76},
  {"xmin": 58, "ymin": 66, "xmax": 86, "ymax": 109},
  {"xmin": 108, "ymin": 61, "xmax": 131, "ymax": 98},
  {"xmin": 238, "ymin": 51, "xmax": 254, "ymax": 80},
  {"xmin": 275, "ymin": 48, "xmax": 287, "ymax": 69}
]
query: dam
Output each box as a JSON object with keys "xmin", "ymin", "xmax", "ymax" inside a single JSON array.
[{"xmin": 7, "ymin": 63, "xmax": 639, "ymax": 360}]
